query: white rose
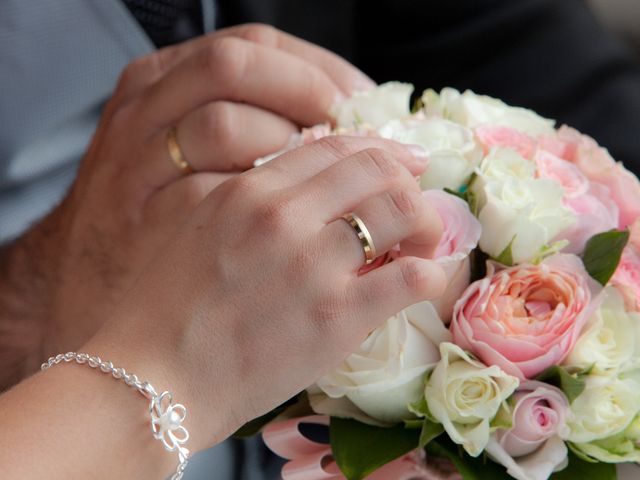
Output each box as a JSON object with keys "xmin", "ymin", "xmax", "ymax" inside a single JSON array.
[
  {"xmin": 567, "ymin": 376, "xmax": 640, "ymax": 443},
  {"xmin": 426, "ymin": 342, "xmax": 519, "ymax": 457},
  {"xmin": 573, "ymin": 414, "xmax": 640, "ymax": 463},
  {"xmin": 332, "ymin": 81, "xmax": 413, "ymax": 129},
  {"xmin": 315, "ymin": 304, "xmax": 451, "ymax": 423},
  {"xmin": 378, "ymin": 117, "xmax": 483, "ymax": 191},
  {"xmin": 471, "ymin": 148, "xmax": 576, "ymax": 264},
  {"xmin": 421, "ymin": 87, "xmax": 555, "ymax": 136},
  {"xmin": 564, "ymin": 286, "xmax": 640, "ymax": 376}
]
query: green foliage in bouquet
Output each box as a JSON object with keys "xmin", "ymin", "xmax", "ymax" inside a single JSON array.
[
  {"xmin": 581, "ymin": 230, "xmax": 630, "ymax": 285},
  {"xmin": 330, "ymin": 416, "xmax": 617, "ymax": 480}
]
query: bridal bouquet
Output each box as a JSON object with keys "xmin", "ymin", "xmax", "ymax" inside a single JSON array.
[{"xmin": 240, "ymin": 83, "xmax": 640, "ymax": 480}]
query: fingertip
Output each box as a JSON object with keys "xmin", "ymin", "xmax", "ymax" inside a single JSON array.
[
  {"xmin": 418, "ymin": 259, "xmax": 447, "ymax": 300},
  {"xmin": 351, "ymin": 74, "xmax": 377, "ymax": 93}
]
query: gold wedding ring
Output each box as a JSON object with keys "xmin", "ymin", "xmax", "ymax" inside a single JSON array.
[
  {"xmin": 342, "ymin": 213, "xmax": 376, "ymax": 265},
  {"xmin": 166, "ymin": 126, "xmax": 194, "ymax": 175}
]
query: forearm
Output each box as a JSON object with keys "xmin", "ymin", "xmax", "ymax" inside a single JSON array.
[
  {"xmin": 0, "ymin": 211, "xmax": 65, "ymax": 391},
  {"xmin": 0, "ymin": 353, "xmax": 181, "ymax": 479}
]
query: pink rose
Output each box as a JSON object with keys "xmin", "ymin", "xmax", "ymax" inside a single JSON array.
[
  {"xmin": 544, "ymin": 126, "xmax": 640, "ymax": 228},
  {"xmin": 451, "ymin": 254, "xmax": 599, "ymax": 379},
  {"xmin": 475, "ymin": 125, "xmax": 536, "ymax": 159},
  {"xmin": 411, "ymin": 190, "xmax": 481, "ymax": 322},
  {"xmin": 612, "ymin": 245, "xmax": 640, "ymax": 312},
  {"xmin": 497, "ymin": 381, "xmax": 569, "ymax": 456},
  {"xmin": 534, "ymin": 150, "xmax": 588, "ymax": 198},
  {"xmin": 486, "ymin": 381, "xmax": 570, "ymax": 480},
  {"xmin": 425, "ymin": 190, "xmax": 481, "ymax": 260},
  {"xmin": 558, "ymin": 182, "xmax": 619, "ymax": 254},
  {"xmin": 533, "ymin": 149, "xmax": 619, "ymax": 253}
]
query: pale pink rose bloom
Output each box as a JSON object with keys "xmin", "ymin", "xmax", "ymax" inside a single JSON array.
[
  {"xmin": 546, "ymin": 126, "xmax": 640, "ymax": 228},
  {"xmin": 423, "ymin": 190, "xmax": 481, "ymax": 322},
  {"xmin": 486, "ymin": 382, "xmax": 570, "ymax": 480},
  {"xmin": 629, "ymin": 218, "xmax": 640, "ymax": 250},
  {"xmin": 612, "ymin": 245, "xmax": 640, "ymax": 312},
  {"xmin": 451, "ymin": 254, "xmax": 600, "ymax": 379},
  {"xmin": 475, "ymin": 125, "xmax": 537, "ymax": 159},
  {"xmin": 534, "ymin": 150, "xmax": 589, "ymax": 198},
  {"xmin": 558, "ymin": 183, "xmax": 619, "ymax": 254}
]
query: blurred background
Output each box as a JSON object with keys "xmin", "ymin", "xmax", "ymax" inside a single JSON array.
[{"xmin": 589, "ymin": 0, "xmax": 640, "ymax": 55}]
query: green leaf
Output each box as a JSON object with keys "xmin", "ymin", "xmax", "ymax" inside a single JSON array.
[
  {"xmin": 582, "ymin": 230, "xmax": 630, "ymax": 285},
  {"xmin": 419, "ymin": 419, "xmax": 444, "ymax": 447},
  {"xmin": 426, "ymin": 436, "xmax": 512, "ymax": 480},
  {"xmin": 532, "ymin": 240, "xmax": 570, "ymax": 265},
  {"xmin": 403, "ymin": 419, "xmax": 424, "ymax": 429},
  {"xmin": 494, "ymin": 236, "xmax": 516, "ymax": 266},
  {"xmin": 330, "ymin": 418, "xmax": 420, "ymax": 480},
  {"xmin": 550, "ymin": 451, "xmax": 617, "ymax": 480},
  {"xmin": 535, "ymin": 365, "xmax": 586, "ymax": 403},
  {"xmin": 444, "ymin": 187, "xmax": 467, "ymax": 202},
  {"xmin": 408, "ymin": 395, "xmax": 430, "ymax": 418}
]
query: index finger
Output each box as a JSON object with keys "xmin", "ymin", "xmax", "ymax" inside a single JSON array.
[{"xmin": 217, "ymin": 24, "xmax": 376, "ymax": 95}]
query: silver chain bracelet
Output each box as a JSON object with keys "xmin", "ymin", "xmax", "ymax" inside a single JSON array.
[{"xmin": 41, "ymin": 352, "xmax": 190, "ymax": 480}]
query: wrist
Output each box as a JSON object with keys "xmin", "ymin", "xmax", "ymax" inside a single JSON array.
[{"xmin": 82, "ymin": 306, "xmax": 241, "ymax": 452}]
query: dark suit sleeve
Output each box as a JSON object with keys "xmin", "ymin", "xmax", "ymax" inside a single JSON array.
[{"xmin": 351, "ymin": 0, "xmax": 640, "ymax": 172}]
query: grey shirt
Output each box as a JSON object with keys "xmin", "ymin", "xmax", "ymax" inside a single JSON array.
[{"xmin": 0, "ymin": 1, "xmax": 276, "ymax": 478}]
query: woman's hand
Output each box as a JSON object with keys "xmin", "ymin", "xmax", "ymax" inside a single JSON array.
[
  {"xmin": 1, "ymin": 23, "xmax": 376, "ymax": 383},
  {"xmin": 86, "ymin": 135, "xmax": 446, "ymax": 452}
]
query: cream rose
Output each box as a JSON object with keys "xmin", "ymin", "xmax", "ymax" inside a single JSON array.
[
  {"xmin": 573, "ymin": 414, "xmax": 640, "ymax": 463},
  {"xmin": 332, "ymin": 81, "xmax": 413, "ymax": 129},
  {"xmin": 421, "ymin": 87, "xmax": 555, "ymax": 137},
  {"xmin": 378, "ymin": 117, "xmax": 483, "ymax": 191},
  {"xmin": 315, "ymin": 305, "xmax": 451, "ymax": 423},
  {"xmin": 567, "ymin": 376, "xmax": 640, "ymax": 443},
  {"xmin": 564, "ymin": 286, "xmax": 640, "ymax": 376},
  {"xmin": 470, "ymin": 148, "xmax": 576, "ymax": 264},
  {"xmin": 425, "ymin": 342, "xmax": 519, "ymax": 457}
]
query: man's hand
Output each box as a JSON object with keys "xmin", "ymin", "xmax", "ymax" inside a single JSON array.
[{"xmin": 0, "ymin": 24, "xmax": 375, "ymax": 389}]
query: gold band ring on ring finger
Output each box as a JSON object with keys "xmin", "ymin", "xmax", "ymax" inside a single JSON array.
[
  {"xmin": 342, "ymin": 213, "xmax": 376, "ymax": 265},
  {"xmin": 166, "ymin": 126, "xmax": 195, "ymax": 175}
]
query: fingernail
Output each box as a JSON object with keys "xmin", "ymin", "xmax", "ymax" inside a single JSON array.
[{"xmin": 405, "ymin": 144, "xmax": 429, "ymax": 162}]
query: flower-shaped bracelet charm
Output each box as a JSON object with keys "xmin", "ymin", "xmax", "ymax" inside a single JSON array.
[{"xmin": 150, "ymin": 391, "xmax": 190, "ymax": 453}]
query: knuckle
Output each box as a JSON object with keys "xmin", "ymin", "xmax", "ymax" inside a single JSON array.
[
  {"xmin": 358, "ymin": 148, "xmax": 402, "ymax": 179},
  {"xmin": 253, "ymin": 195, "xmax": 297, "ymax": 235},
  {"xmin": 202, "ymin": 37, "xmax": 249, "ymax": 86},
  {"xmin": 239, "ymin": 23, "xmax": 279, "ymax": 45},
  {"xmin": 116, "ymin": 60, "xmax": 142, "ymax": 91},
  {"xmin": 387, "ymin": 189, "xmax": 420, "ymax": 221},
  {"xmin": 225, "ymin": 172, "xmax": 260, "ymax": 195}
]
